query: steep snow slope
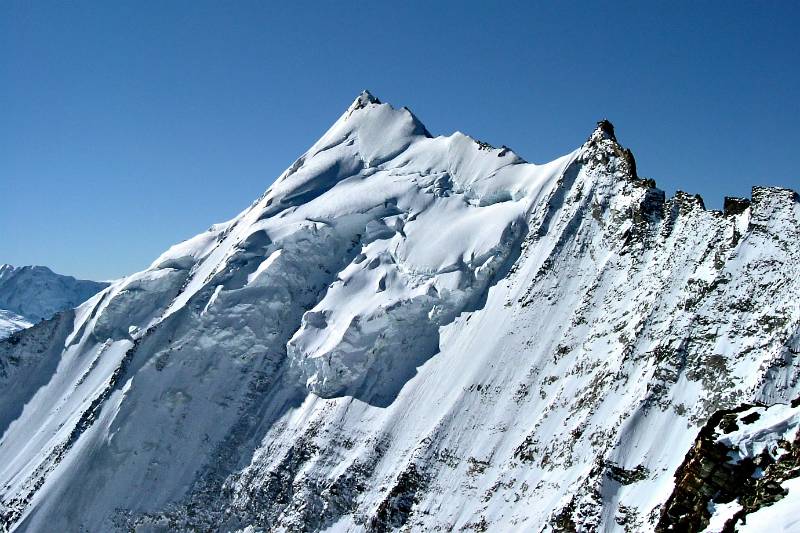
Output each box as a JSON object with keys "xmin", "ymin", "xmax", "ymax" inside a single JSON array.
[
  {"xmin": 0, "ymin": 265, "xmax": 108, "ymax": 339},
  {"xmin": 0, "ymin": 92, "xmax": 798, "ymax": 532}
]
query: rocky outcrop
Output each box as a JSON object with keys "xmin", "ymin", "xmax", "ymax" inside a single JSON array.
[
  {"xmin": 656, "ymin": 405, "xmax": 758, "ymax": 532},
  {"xmin": 658, "ymin": 400, "xmax": 800, "ymax": 532},
  {"xmin": 723, "ymin": 196, "xmax": 751, "ymax": 217}
]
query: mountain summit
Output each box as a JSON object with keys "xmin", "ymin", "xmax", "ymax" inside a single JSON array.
[{"xmin": 1, "ymin": 94, "xmax": 798, "ymax": 532}]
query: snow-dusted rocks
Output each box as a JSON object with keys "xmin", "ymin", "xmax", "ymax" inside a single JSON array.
[
  {"xmin": 0, "ymin": 93, "xmax": 798, "ymax": 532},
  {"xmin": 660, "ymin": 401, "xmax": 800, "ymax": 532}
]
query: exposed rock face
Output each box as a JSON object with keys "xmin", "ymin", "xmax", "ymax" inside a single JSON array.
[
  {"xmin": 723, "ymin": 196, "xmax": 751, "ymax": 217},
  {"xmin": 0, "ymin": 94, "xmax": 798, "ymax": 532},
  {"xmin": 658, "ymin": 400, "xmax": 800, "ymax": 532},
  {"xmin": 596, "ymin": 119, "xmax": 617, "ymax": 139},
  {"xmin": 657, "ymin": 404, "xmax": 758, "ymax": 532}
]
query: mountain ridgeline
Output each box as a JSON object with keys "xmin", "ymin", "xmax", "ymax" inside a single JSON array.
[{"xmin": 0, "ymin": 92, "xmax": 798, "ymax": 532}]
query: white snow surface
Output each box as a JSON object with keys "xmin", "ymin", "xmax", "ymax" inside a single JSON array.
[
  {"xmin": 719, "ymin": 403, "xmax": 800, "ymax": 464},
  {"xmin": 0, "ymin": 91, "xmax": 799, "ymax": 532},
  {"xmin": 702, "ymin": 500, "xmax": 742, "ymax": 533},
  {"xmin": 736, "ymin": 477, "xmax": 800, "ymax": 532}
]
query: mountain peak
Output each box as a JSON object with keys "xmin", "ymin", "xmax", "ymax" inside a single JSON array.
[
  {"xmin": 578, "ymin": 118, "xmax": 649, "ymax": 185},
  {"xmin": 349, "ymin": 89, "xmax": 381, "ymax": 112},
  {"xmin": 593, "ymin": 118, "xmax": 617, "ymax": 142}
]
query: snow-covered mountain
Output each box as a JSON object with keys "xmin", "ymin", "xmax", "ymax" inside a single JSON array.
[
  {"xmin": 0, "ymin": 265, "xmax": 108, "ymax": 339},
  {"xmin": 0, "ymin": 310, "xmax": 32, "ymax": 341},
  {"xmin": 0, "ymin": 92, "xmax": 798, "ymax": 532}
]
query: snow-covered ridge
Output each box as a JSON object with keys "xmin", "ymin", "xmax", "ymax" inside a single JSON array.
[{"xmin": 0, "ymin": 92, "xmax": 798, "ymax": 532}]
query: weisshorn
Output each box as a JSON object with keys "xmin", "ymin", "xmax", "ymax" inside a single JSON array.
[{"xmin": 1, "ymin": 92, "xmax": 798, "ymax": 532}]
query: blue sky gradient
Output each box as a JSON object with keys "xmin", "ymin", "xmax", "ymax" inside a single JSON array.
[{"xmin": 2, "ymin": 1, "xmax": 798, "ymax": 279}]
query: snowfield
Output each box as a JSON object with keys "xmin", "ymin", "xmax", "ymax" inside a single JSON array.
[{"xmin": 0, "ymin": 92, "xmax": 798, "ymax": 532}]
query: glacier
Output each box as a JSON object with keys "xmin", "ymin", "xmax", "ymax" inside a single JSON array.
[{"xmin": 0, "ymin": 91, "xmax": 798, "ymax": 532}]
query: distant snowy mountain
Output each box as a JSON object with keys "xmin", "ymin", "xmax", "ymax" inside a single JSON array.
[
  {"xmin": 0, "ymin": 265, "xmax": 108, "ymax": 339},
  {"xmin": 0, "ymin": 310, "xmax": 32, "ymax": 340},
  {"xmin": 0, "ymin": 92, "xmax": 798, "ymax": 532}
]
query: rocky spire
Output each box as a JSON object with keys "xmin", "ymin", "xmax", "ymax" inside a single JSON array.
[
  {"xmin": 595, "ymin": 119, "xmax": 617, "ymax": 141},
  {"xmin": 582, "ymin": 118, "xmax": 642, "ymax": 182}
]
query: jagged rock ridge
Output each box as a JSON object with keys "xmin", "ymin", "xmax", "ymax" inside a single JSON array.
[{"xmin": 0, "ymin": 92, "xmax": 798, "ymax": 532}]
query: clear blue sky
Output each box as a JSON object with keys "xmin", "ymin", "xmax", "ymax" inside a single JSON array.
[{"xmin": 2, "ymin": 1, "xmax": 798, "ymax": 280}]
